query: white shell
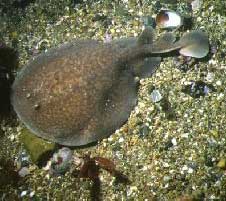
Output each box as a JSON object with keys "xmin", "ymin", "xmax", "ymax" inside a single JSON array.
[{"xmin": 156, "ymin": 10, "xmax": 183, "ymax": 29}]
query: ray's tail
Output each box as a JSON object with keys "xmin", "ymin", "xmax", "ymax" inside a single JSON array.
[
  {"xmin": 120, "ymin": 30, "xmax": 209, "ymax": 64},
  {"xmin": 151, "ymin": 30, "xmax": 210, "ymax": 58}
]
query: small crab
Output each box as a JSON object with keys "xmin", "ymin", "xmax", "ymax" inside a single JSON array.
[
  {"xmin": 45, "ymin": 149, "xmax": 130, "ymax": 199},
  {"xmin": 72, "ymin": 154, "xmax": 130, "ymax": 183},
  {"xmin": 72, "ymin": 153, "xmax": 130, "ymax": 200}
]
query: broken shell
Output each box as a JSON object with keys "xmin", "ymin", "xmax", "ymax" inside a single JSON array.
[
  {"xmin": 150, "ymin": 89, "xmax": 163, "ymax": 103},
  {"xmin": 156, "ymin": 10, "xmax": 183, "ymax": 29},
  {"xmin": 49, "ymin": 147, "xmax": 73, "ymax": 175},
  {"xmin": 191, "ymin": 0, "xmax": 203, "ymax": 11}
]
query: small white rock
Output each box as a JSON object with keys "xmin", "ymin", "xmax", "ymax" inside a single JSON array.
[
  {"xmin": 171, "ymin": 138, "xmax": 177, "ymax": 146},
  {"xmin": 217, "ymin": 93, "xmax": 224, "ymax": 100},
  {"xmin": 18, "ymin": 167, "xmax": 30, "ymax": 177},
  {"xmin": 21, "ymin": 191, "xmax": 27, "ymax": 197},
  {"xmin": 164, "ymin": 183, "xmax": 169, "ymax": 188},
  {"xmin": 163, "ymin": 162, "xmax": 170, "ymax": 168},
  {"xmin": 150, "ymin": 90, "xmax": 162, "ymax": 103},
  {"xmin": 163, "ymin": 176, "xmax": 170, "ymax": 182},
  {"xmin": 181, "ymin": 133, "xmax": 189, "ymax": 138},
  {"xmin": 127, "ymin": 186, "xmax": 138, "ymax": 196},
  {"xmin": 43, "ymin": 160, "xmax": 52, "ymax": 171},
  {"xmin": 208, "ymin": 59, "xmax": 217, "ymax": 65},
  {"xmin": 192, "ymin": 185, "xmax": 197, "ymax": 190},
  {"xmin": 30, "ymin": 191, "xmax": 35, "ymax": 197},
  {"xmin": 118, "ymin": 137, "xmax": 124, "ymax": 143},
  {"xmin": 182, "ymin": 165, "xmax": 188, "ymax": 171},
  {"xmin": 188, "ymin": 168, "xmax": 194, "ymax": 174},
  {"xmin": 191, "ymin": 0, "xmax": 203, "ymax": 11},
  {"xmin": 130, "ymin": 186, "xmax": 138, "ymax": 191},
  {"xmin": 216, "ymin": 80, "xmax": 222, "ymax": 86},
  {"xmin": 197, "ymin": 16, "xmax": 202, "ymax": 22},
  {"xmin": 184, "ymin": 113, "xmax": 188, "ymax": 118},
  {"xmin": 205, "ymin": 72, "xmax": 214, "ymax": 82},
  {"xmin": 107, "ymin": 136, "xmax": 114, "ymax": 142},
  {"xmin": 188, "ymin": 156, "xmax": 193, "ymax": 161},
  {"xmin": 9, "ymin": 134, "xmax": 15, "ymax": 141}
]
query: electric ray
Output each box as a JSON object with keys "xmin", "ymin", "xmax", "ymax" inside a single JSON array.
[{"xmin": 11, "ymin": 27, "xmax": 209, "ymax": 146}]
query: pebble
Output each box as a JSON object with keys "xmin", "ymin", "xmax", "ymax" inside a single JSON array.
[
  {"xmin": 164, "ymin": 183, "xmax": 169, "ymax": 188},
  {"xmin": 171, "ymin": 138, "xmax": 177, "ymax": 146},
  {"xmin": 104, "ymin": 33, "xmax": 112, "ymax": 43},
  {"xmin": 181, "ymin": 133, "xmax": 189, "ymax": 138},
  {"xmin": 163, "ymin": 176, "xmax": 170, "ymax": 182},
  {"xmin": 118, "ymin": 137, "xmax": 124, "ymax": 143},
  {"xmin": 17, "ymin": 151, "xmax": 30, "ymax": 169},
  {"xmin": 208, "ymin": 59, "xmax": 217, "ymax": 65},
  {"xmin": 191, "ymin": 0, "xmax": 203, "ymax": 11},
  {"xmin": 130, "ymin": 186, "xmax": 138, "ymax": 192},
  {"xmin": 216, "ymin": 80, "xmax": 222, "ymax": 86},
  {"xmin": 21, "ymin": 191, "xmax": 27, "ymax": 197},
  {"xmin": 18, "ymin": 167, "xmax": 30, "ymax": 177},
  {"xmin": 9, "ymin": 134, "xmax": 15, "ymax": 141},
  {"xmin": 217, "ymin": 158, "xmax": 226, "ymax": 169},
  {"xmin": 107, "ymin": 136, "xmax": 114, "ymax": 142},
  {"xmin": 182, "ymin": 165, "xmax": 188, "ymax": 171},
  {"xmin": 187, "ymin": 168, "xmax": 194, "ymax": 174},
  {"xmin": 205, "ymin": 72, "xmax": 215, "ymax": 82},
  {"xmin": 139, "ymin": 125, "xmax": 149, "ymax": 138},
  {"xmin": 150, "ymin": 89, "xmax": 163, "ymax": 103},
  {"xmin": 217, "ymin": 93, "xmax": 224, "ymax": 100},
  {"xmin": 203, "ymin": 85, "xmax": 210, "ymax": 94},
  {"xmin": 163, "ymin": 162, "xmax": 170, "ymax": 168},
  {"xmin": 30, "ymin": 191, "xmax": 35, "ymax": 197},
  {"xmin": 127, "ymin": 186, "xmax": 138, "ymax": 196}
]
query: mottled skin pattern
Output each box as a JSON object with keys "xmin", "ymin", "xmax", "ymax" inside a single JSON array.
[
  {"xmin": 12, "ymin": 29, "xmax": 208, "ymax": 146},
  {"xmin": 12, "ymin": 40, "xmax": 140, "ymax": 146}
]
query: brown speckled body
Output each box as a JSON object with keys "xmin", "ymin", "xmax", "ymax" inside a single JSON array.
[
  {"xmin": 12, "ymin": 29, "xmax": 208, "ymax": 146},
  {"xmin": 12, "ymin": 40, "xmax": 140, "ymax": 146}
]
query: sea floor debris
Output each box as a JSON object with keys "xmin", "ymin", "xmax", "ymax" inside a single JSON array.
[{"xmin": 0, "ymin": 0, "xmax": 226, "ymax": 200}]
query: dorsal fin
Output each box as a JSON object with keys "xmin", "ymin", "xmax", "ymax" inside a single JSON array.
[
  {"xmin": 151, "ymin": 32, "xmax": 176, "ymax": 53},
  {"xmin": 137, "ymin": 26, "xmax": 155, "ymax": 45}
]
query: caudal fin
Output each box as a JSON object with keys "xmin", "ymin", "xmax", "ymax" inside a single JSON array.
[
  {"xmin": 151, "ymin": 30, "xmax": 209, "ymax": 58},
  {"xmin": 177, "ymin": 31, "xmax": 209, "ymax": 58}
]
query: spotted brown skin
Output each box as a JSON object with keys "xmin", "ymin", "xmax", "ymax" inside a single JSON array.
[
  {"xmin": 12, "ymin": 40, "xmax": 139, "ymax": 146},
  {"xmin": 12, "ymin": 28, "xmax": 209, "ymax": 146}
]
